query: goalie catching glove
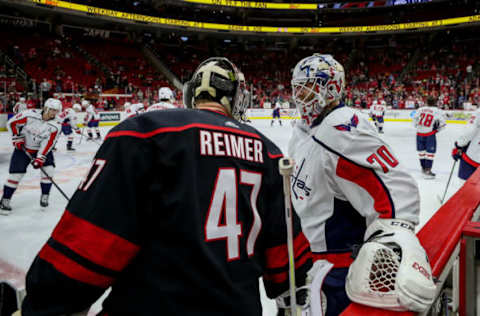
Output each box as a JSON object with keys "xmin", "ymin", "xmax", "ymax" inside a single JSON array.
[{"xmin": 346, "ymin": 219, "xmax": 436, "ymax": 312}]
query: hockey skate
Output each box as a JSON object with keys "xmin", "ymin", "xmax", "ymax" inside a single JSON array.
[
  {"xmin": 424, "ymin": 169, "xmax": 436, "ymax": 179},
  {"xmin": 66, "ymin": 145, "xmax": 76, "ymax": 151},
  {"xmin": 0, "ymin": 198, "xmax": 12, "ymax": 215},
  {"xmin": 40, "ymin": 194, "xmax": 49, "ymax": 208}
]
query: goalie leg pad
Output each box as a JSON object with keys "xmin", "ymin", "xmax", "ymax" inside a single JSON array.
[{"xmin": 346, "ymin": 219, "xmax": 436, "ymax": 312}]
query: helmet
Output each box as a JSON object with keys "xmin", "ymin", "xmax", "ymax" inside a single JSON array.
[
  {"xmin": 44, "ymin": 98, "xmax": 62, "ymax": 112},
  {"xmin": 291, "ymin": 54, "xmax": 345, "ymax": 126},
  {"xmin": 81, "ymin": 100, "xmax": 89, "ymax": 108},
  {"xmin": 72, "ymin": 103, "xmax": 82, "ymax": 112},
  {"xmin": 124, "ymin": 102, "xmax": 132, "ymax": 109},
  {"xmin": 158, "ymin": 87, "xmax": 174, "ymax": 102},
  {"xmin": 183, "ymin": 57, "xmax": 248, "ymax": 120},
  {"xmin": 19, "ymin": 97, "xmax": 26, "ymax": 102}
]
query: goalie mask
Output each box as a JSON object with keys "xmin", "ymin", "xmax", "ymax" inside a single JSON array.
[
  {"xmin": 183, "ymin": 57, "xmax": 248, "ymax": 120},
  {"xmin": 292, "ymin": 54, "xmax": 345, "ymax": 126}
]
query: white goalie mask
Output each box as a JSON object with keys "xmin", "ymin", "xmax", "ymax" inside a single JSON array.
[{"xmin": 291, "ymin": 54, "xmax": 345, "ymax": 126}]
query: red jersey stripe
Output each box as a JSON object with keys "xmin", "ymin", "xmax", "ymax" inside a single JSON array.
[
  {"xmin": 39, "ymin": 244, "xmax": 113, "ymax": 288},
  {"xmin": 105, "ymin": 123, "xmax": 261, "ymax": 140},
  {"xmin": 336, "ymin": 157, "xmax": 394, "ymax": 218},
  {"xmin": 462, "ymin": 153, "xmax": 480, "ymax": 168},
  {"xmin": 265, "ymin": 232, "xmax": 310, "ymax": 269},
  {"xmin": 41, "ymin": 130, "xmax": 58, "ymax": 156},
  {"xmin": 10, "ymin": 117, "xmax": 27, "ymax": 135},
  {"xmin": 52, "ymin": 210, "xmax": 140, "ymax": 272},
  {"xmin": 263, "ymin": 251, "xmax": 311, "ymax": 284},
  {"xmin": 268, "ymin": 153, "xmax": 283, "ymax": 159},
  {"xmin": 417, "ymin": 130, "xmax": 437, "ymax": 137},
  {"xmin": 311, "ymin": 252, "xmax": 354, "ymax": 268}
]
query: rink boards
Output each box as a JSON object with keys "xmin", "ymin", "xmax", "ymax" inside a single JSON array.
[{"xmin": 0, "ymin": 108, "xmax": 474, "ymax": 131}]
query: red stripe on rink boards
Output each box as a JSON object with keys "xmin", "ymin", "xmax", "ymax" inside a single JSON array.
[
  {"xmin": 0, "ymin": 257, "xmax": 25, "ymax": 289},
  {"xmin": 52, "ymin": 210, "xmax": 140, "ymax": 272},
  {"xmin": 340, "ymin": 169, "xmax": 480, "ymax": 315}
]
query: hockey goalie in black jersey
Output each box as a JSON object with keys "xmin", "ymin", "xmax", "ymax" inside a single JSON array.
[{"xmin": 19, "ymin": 57, "xmax": 312, "ymax": 316}]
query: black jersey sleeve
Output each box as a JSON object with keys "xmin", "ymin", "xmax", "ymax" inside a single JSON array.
[
  {"xmin": 259, "ymin": 142, "xmax": 312, "ymax": 299},
  {"xmin": 22, "ymin": 121, "xmax": 153, "ymax": 315}
]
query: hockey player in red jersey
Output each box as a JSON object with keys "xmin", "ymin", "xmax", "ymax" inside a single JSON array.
[
  {"xmin": 18, "ymin": 57, "xmax": 312, "ymax": 316},
  {"xmin": 288, "ymin": 54, "xmax": 435, "ymax": 315}
]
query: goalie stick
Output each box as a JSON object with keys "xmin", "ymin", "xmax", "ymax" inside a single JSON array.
[{"xmin": 278, "ymin": 157, "xmax": 301, "ymax": 316}]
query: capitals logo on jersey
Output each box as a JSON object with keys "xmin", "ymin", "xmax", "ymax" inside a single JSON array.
[
  {"xmin": 334, "ymin": 114, "xmax": 359, "ymax": 132},
  {"xmin": 291, "ymin": 159, "xmax": 312, "ymax": 200}
]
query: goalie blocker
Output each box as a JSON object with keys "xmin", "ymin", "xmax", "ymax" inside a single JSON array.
[{"xmin": 346, "ymin": 219, "xmax": 436, "ymax": 312}]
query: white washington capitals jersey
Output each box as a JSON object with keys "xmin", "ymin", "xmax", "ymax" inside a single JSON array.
[
  {"xmin": 146, "ymin": 102, "xmax": 176, "ymax": 112},
  {"xmin": 457, "ymin": 109, "xmax": 480, "ymax": 165},
  {"xmin": 58, "ymin": 108, "xmax": 79, "ymax": 129},
  {"xmin": 288, "ymin": 105, "xmax": 419, "ymax": 266},
  {"xmin": 8, "ymin": 109, "xmax": 61, "ymax": 155},
  {"xmin": 85, "ymin": 105, "xmax": 100, "ymax": 122},
  {"xmin": 125, "ymin": 103, "xmax": 145, "ymax": 118},
  {"xmin": 369, "ymin": 101, "xmax": 386, "ymax": 117},
  {"xmin": 13, "ymin": 102, "xmax": 28, "ymax": 114},
  {"xmin": 413, "ymin": 106, "xmax": 446, "ymax": 135}
]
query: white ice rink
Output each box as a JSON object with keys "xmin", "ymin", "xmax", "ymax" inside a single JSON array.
[{"xmin": 0, "ymin": 118, "xmax": 468, "ymax": 315}]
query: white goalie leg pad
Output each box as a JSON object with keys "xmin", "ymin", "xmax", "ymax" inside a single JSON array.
[
  {"xmin": 346, "ymin": 219, "xmax": 436, "ymax": 312},
  {"xmin": 276, "ymin": 260, "xmax": 333, "ymax": 316}
]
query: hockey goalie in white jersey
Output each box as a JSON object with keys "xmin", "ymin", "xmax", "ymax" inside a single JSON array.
[
  {"xmin": 283, "ymin": 54, "xmax": 435, "ymax": 315},
  {"xmin": 0, "ymin": 98, "xmax": 62, "ymax": 214},
  {"xmin": 147, "ymin": 87, "xmax": 177, "ymax": 112}
]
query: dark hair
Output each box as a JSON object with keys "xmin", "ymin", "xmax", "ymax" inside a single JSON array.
[{"xmin": 427, "ymin": 96, "xmax": 436, "ymax": 106}]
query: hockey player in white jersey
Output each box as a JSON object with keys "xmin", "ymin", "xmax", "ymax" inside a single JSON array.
[
  {"xmin": 285, "ymin": 54, "xmax": 435, "ymax": 315},
  {"xmin": 413, "ymin": 96, "xmax": 446, "ymax": 178},
  {"xmin": 58, "ymin": 103, "xmax": 82, "ymax": 151},
  {"xmin": 84, "ymin": 102, "xmax": 101, "ymax": 140},
  {"xmin": 13, "ymin": 97, "xmax": 28, "ymax": 114},
  {"xmin": 452, "ymin": 108, "xmax": 480, "ymax": 180},
  {"xmin": 369, "ymin": 99, "xmax": 386, "ymax": 133},
  {"xmin": 125, "ymin": 102, "xmax": 145, "ymax": 118},
  {"xmin": 0, "ymin": 98, "xmax": 62, "ymax": 214},
  {"xmin": 271, "ymin": 100, "xmax": 282, "ymax": 126},
  {"xmin": 147, "ymin": 87, "xmax": 177, "ymax": 112}
]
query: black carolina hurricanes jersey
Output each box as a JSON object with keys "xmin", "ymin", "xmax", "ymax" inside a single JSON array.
[{"xmin": 22, "ymin": 109, "xmax": 311, "ymax": 316}]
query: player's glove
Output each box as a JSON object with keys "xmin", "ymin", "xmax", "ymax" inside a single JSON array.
[
  {"xmin": 12, "ymin": 136, "xmax": 25, "ymax": 150},
  {"xmin": 452, "ymin": 142, "xmax": 468, "ymax": 161},
  {"xmin": 452, "ymin": 148, "xmax": 462, "ymax": 161},
  {"xmin": 32, "ymin": 155, "xmax": 46, "ymax": 169},
  {"xmin": 432, "ymin": 120, "xmax": 439, "ymax": 131}
]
